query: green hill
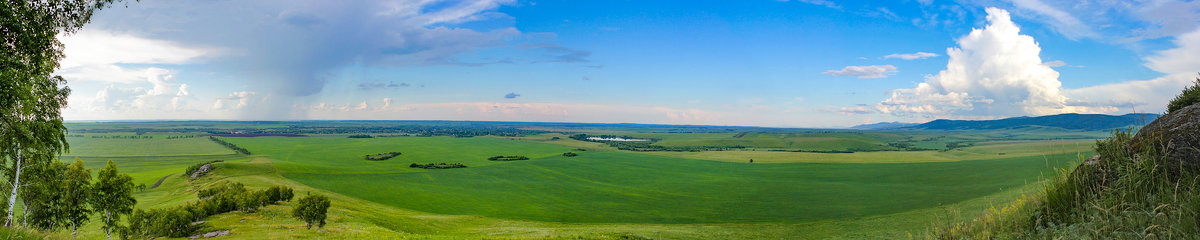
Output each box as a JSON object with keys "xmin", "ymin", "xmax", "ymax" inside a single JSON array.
[{"xmin": 909, "ymin": 113, "xmax": 1158, "ymax": 131}]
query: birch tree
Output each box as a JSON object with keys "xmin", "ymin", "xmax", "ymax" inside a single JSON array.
[{"xmin": 1, "ymin": 0, "xmax": 122, "ymax": 227}]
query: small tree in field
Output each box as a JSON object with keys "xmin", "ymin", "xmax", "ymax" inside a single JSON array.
[
  {"xmin": 62, "ymin": 159, "xmax": 92, "ymax": 238},
  {"xmin": 291, "ymin": 193, "xmax": 330, "ymax": 230},
  {"xmin": 92, "ymin": 160, "xmax": 135, "ymax": 240}
]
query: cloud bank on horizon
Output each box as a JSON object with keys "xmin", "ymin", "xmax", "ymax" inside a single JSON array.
[{"xmin": 56, "ymin": 0, "xmax": 1200, "ymax": 127}]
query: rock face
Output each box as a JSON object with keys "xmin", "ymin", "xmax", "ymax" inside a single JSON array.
[{"xmin": 1131, "ymin": 103, "xmax": 1200, "ymax": 174}]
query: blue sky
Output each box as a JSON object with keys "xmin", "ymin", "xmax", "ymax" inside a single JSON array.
[{"xmin": 58, "ymin": 0, "xmax": 1200, "ymax": 127}]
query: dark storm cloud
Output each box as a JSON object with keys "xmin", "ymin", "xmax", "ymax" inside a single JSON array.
[{"xmin": 87, "ymin": 0, "xmax": 529, "ymax": 119}]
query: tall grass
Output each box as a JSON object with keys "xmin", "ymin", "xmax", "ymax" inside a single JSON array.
[{"xmin": 930, "ymin": 128, "xmax": 1200, "ymax": 239}]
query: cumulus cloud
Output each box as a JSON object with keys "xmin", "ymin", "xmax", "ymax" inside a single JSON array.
[
  {"xmin": 89, "ymin": 68, "xmax": 193, "ymax": 112},
  {"xmin": 504, "ymin": 93, "xmax": 521, "ymax": 99},
  {"xmin": 823, "ymin": 65, "xmax": 898, "ymax": 79},
  {"xmin": 878, "ymin": 8, "xmax": 1110, "ymax": 119},
  {"xmin": 57, "ymin": 29, "xmax": 216, "ymax": 83},
  {"xmin": 212, "ymin": 91, "xmax": 258, "ymax": 110},
  {"xmin": 883, "ymin": 52, "xmax": 939, "ymax": 60}
]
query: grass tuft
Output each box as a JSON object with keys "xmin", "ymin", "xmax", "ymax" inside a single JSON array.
[{"xmin": 931, "ymin": 128, "xmax": 1200, "ymax": 238}]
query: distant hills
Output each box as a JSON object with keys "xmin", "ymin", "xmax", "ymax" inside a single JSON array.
[
  {"xmin": 848, "ymin": 122, "xmax": 919, "ymax": 130},
  {"xmin": 852, "ymin": 113, "xmax": 1160, "ymax": 131}
]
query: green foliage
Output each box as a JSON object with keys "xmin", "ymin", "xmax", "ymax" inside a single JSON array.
[
  {"xmin": 208, "ymin": 136, "xmax": 251, "ymax": 155},
  {"xmin": 364, "ymin": 151, "xmax": 401, "ymax": 161},
  {"xmin": 22, "ymin": 160, "xmax": 68, "ymax": 230},
  {"xmin": 124, "ymin": 182, "xmax": 294, "ymax": 239},
  {"xmin": 1167, "ymin": 77, "xmax": 1200, "ymax": 114},
  {"xmin": 62, "ymin": 159, "xmax": 92, "ymax": 236},
  {"xmin": 347, "ymin": 134, "xmax": 374, "ymax": 138},
  {"xmin": 1, "ymin": 0, "xmax": 123, "ymax": 228},
  {"xmin": 92, "ymin": 160, "xmax": 136, "ymax": 239},
  {"xmin": 934, "ymin": 128, "xmax": 1200, "ymax": 238},
  {"xmin": 562, "ymin": 152, "xmax": 578, "ymax": 157},
  {"xmin": 292, "ymin": 193, "xmax": 331, "ymax": 230},
  {"xmin": 122, "ymin": 207, "xmax": 194, "ymax": 238}
]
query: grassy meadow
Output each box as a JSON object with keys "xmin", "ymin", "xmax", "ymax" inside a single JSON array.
[{"xmin": 15, "ymin": 121, "xmax": 1108, "ymax": 239}]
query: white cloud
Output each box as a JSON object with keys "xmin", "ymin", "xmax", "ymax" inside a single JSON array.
[
  {"xmin": 1062, "ymin": 27, "xmax": 1200, "ymax": 113},
  {"xmin": 882, "ymin": 52, "xmax": 939, "ymax": 60},
  {"xmin": 1009, "ymin": 0, "xmax": 1096, "ymax": 39},
  {"xmin": 1144, "ymin": 29, "xmax": 1200, "ymax": 74},
  {"xmin": 822, "ymin": 65, "xmax": 898, "ymax": 79},
  {"xmin": 878, "ymin": 8, "xmax": 1111, "ymax": 119},
  {"xmin": 212, "ymin": 91, "xmax": 258, "ymax": 110},
  {"xmin": 1042, "ymin": 60, "xmax": 1066, "ymax": 67},
  {"xmin": 88, "ymin": 68, "xmax": 193, "ymax": 112},
  {"xmin": 57, "ymin": 29, "xmax": 215, "ymax": 83}
]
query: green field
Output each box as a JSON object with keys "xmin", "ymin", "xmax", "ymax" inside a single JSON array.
[{"xmin": 22, "ymin": 121, "xmax": 1106, "ymax": 239}]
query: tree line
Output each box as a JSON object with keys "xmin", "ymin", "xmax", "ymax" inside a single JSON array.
[
  {"xmin": 208, "ymin": 137, "xmax": 251, "ymax": 155},
  {"xmin": 123, "ymin": 182, "xmax": 306, "ymax": 238},
  {"xmin": 487, "ymin": 155, "xmax": 529, "ymax": 161},
  {"xmin": 409, "ymin": 163, "xmax": 467, "ymax": 169}
]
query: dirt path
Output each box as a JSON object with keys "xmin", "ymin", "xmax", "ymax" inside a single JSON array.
[{"xmin": 151, "ymin": 173, "xmax": 174, "ymax": 189}]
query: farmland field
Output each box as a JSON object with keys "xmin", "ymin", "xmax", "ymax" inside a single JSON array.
[{"xmin": 39, "ymin": 121, "xmax": 1103, "ymax": 239}]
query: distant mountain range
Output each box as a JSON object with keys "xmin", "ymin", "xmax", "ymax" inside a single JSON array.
[
  {"xmin": 848, "ymin": 122, "xmax": 919, "ymax": 130},
  {"xmin": 851, "ymin": 113, "xmax": 1160, "ymax": 131}
]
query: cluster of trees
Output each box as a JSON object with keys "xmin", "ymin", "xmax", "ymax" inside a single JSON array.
[
  {"xmin": 346, "ymin": 134, "xmax": 373, "ymax": 138},
  {"xmin": 364, "ymin": 152, "xmax": 401, "ymax": 161},
  {"xmin": 561, "ymin": 152, "xmax": 578, "ymax": 157},
  {"xmin": 164, "ymin": 135, "xmax": 196, "ymax": 139},
  {"xmin": 885, "ymin": 142, "xmax": 938, "ymax": 151},
  {"xmin": 88, "ymin": 135, "xmax": 153, "ymax": 139},
  {"xmin": 487, "ymin": 155, "xmax": 530, "ymax": 161},
  {"xmin": 208, "ymin": 136, "xmax": 251, "ymax": 155},
  {"xmin": 4, "ymin": 1, "xmax": 129, "ymax": 238},
  {"xmin": 409, "ymin": 163, "xmax": 467, "ymax": 169},
  {"xmin": 6, "ymin": 159, "xmax": 136, "ymax": 239},
  {"xmin": 124, "ymin": 182, "xmax": 295, "ymax": 238},
  {"xmin": 184, "ymin": 160, "xmax": 224, "ymax": 178},
  {"xmin": 943, "ymin": 142, "xmax": 975, "ymax": 151}
]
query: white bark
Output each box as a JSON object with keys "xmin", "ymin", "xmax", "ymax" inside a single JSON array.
[{"xmin": 5, "ymin": 148, "xmax": 22, "ymax": 227}]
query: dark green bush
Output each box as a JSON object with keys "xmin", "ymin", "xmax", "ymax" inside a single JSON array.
[{"xmin": 1167, "ymin": 77, "xmax": 1200, "ymax": 114}]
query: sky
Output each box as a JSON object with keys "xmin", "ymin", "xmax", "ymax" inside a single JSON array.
[{"xmin": 58, "ymin": 0, "xmax": 1200, "ymax": 128}]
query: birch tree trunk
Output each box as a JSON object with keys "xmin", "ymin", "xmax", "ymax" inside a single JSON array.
[{"xmin": 5, "ymin": 148, "xmax": 22, "ymax": 227}]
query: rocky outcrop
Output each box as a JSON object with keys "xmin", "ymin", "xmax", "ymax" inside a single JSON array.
[
  {"xmin": 1131, "ymin": 103, "xmax": 1200, "ymax": 174},
  {"xmin": 190, "ymin": 164, "xmax": 212, "ymax": 179}
]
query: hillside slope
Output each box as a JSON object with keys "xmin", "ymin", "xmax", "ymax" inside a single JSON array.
[{"xmin": 908, "ymin": 113, "xmax": 1158, "ymax": 130}]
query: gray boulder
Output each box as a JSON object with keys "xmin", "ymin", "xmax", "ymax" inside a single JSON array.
[{"xmin": 1131, "ymin": 103, "xmax": 1200, "ymax": 174}]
